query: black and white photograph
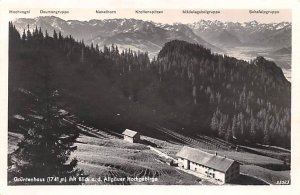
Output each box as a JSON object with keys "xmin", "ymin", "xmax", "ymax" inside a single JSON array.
[{"xmin": 3, "ymin": 5, "xmax": 295, "ymax": 188}]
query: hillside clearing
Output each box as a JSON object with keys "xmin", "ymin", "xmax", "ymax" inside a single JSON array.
[
  {"xmin": 8, "ymin": 126, "xmax": 290, "ymax": 185},
  {"xmin": 72, "ymin": 134, "xmax": 202, "ymax": 185}
]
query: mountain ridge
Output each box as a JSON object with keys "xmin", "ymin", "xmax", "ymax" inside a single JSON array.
[
  {"xmin": 188, "ymin": 20, "xmax": 291, "ymax": 48},
  {"xmin": 13, "ymin": 16, "xmax": 220, "ymax": 56}
]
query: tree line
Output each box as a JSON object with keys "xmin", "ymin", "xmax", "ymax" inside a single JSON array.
[{"xmin": 153, "ymin": 40, "xmax": 290, "ymax": 147}]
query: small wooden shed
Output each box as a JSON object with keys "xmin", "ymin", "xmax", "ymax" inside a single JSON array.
[{"xmin": 122, "ymin": 129, "xmax": 140, "ymax": 143}]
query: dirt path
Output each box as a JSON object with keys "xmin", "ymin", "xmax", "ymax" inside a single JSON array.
[
  {"xmin": 147, "ymin": 145, "xmax": 217, "ymax": 185},
  {"xmin": 147, "ymin": 146, "xmax": 176, "ymax": 161}
]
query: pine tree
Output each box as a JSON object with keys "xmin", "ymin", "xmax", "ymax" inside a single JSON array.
[
  {"xmin": 26, "ymin": 25, "xmax": 32, "ymax": 40},
  {"xmin": 225, "ymin": 124, "xmax": 232, "ymax": 142},
  {"xmin": 58, "ymin": 31, "xmax": 63, "ymax": 40},
  {"xmin": 53, "ymin": 30, "xmax": 58, "ymax": 40},
  {"xmin": 192, "ymin": 85, "xmax": 197, "ymax": 104},
  {"xmin": 231, "ymin": 115, "xmax": 237, "ymax": 139},
  {"xmin": 95, "ymin": 44, "xmax": 99, "ymax": 53},
  {"xmin": 263, "ymin": 116, "xmax": 270, "ymax": 145},
  {"xmin": 237, "ymin": 113, "xmax": 245, "ymax": 141},
  {"xmin": 8, "ymin": 90, "xmax": 84, "ymax": 185},
  {"xmin": 38, "ymin": 27, "xmax": 43, "ymax": 38},
  {"xmin": 45, "ymin": 30, "xmax": 49, "ymax": 38},
  {"xmin": 210, "ymin": 111, "xmax": 218, "ymax": 133},
  {"xmin": 218, "ymin": 114, "xmax": 227, "ymax": 138},
  {"xmin": 9, "ymin": 22, "xmax": 21, "ymax": 48},
  {"xmin": 80, "ymin": 46, "xmax": 85, "ymax": 63},
  {"xmin": 21, "ymin": 29, "xmax": 26, "ymax": 41},
  {"xmin": 249, "ymin": 114, "xmax": 256, "ymax": 142},
  {"xmin": 33, "ymin": 26, "xmax": 38, "ymax": 37},
  {"xmin": 115, "ymin": 45, "xmax": 119, "ymax": 55}
]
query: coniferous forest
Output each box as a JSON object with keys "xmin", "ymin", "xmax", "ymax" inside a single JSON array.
[{"xmin": 8, "ymin": 21, "xmax": 291, "ymax": 182}]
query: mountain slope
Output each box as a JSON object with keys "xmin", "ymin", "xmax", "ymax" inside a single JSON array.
[
  {"xmin": 155, "ymin": 40, "xmax": 290, "ymax": 147},
  {"xmin": 9, "ymin": 24, "xmax": 291, "ymax": 151}
]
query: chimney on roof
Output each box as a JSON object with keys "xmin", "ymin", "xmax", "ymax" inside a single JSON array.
[{"xmin": 215, "ymin": 152, "xmax": 217, "ymax": 156}]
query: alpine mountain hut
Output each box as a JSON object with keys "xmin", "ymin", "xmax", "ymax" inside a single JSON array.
[
  {"xmin": 122, "ymin": 129, "xmax": 140, "ymax": 143},
  {"xmin": 176, "ymin": 146, "xmax": 239, "ymax": 184}
]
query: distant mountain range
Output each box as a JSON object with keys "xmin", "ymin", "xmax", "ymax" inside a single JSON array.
[
  {"xmin": 188, "ymin": 20, "xmax": 291, "ymax": 48},
  {"xmin": 13, "ymin": 16, "xmax": 218, "ymax": 57},
  {"xmin": 13, "ymin": 16, "xmax": 291, "ymax": 57},
  {"xmin": 271, "ymin": 46, "xmax": 292, "ymax": 55}
]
